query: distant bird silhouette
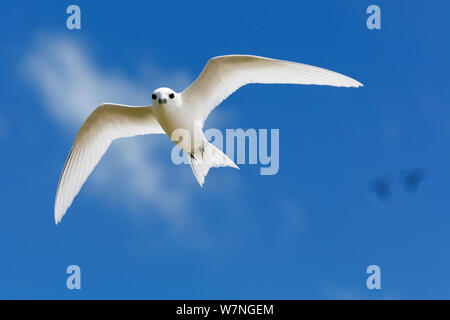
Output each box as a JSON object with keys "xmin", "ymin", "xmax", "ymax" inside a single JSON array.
[
  {"xmin": 400, "ymin": 168, "xmax": 426, "ymax": 192},
  {"xmin": 369, "ymin": 176, "xmax": 392, "ymax": 201}
]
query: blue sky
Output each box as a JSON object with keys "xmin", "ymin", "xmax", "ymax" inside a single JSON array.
[{"xmin": 1, "ymin": 0, "xmax": 449, "ymax": 299}]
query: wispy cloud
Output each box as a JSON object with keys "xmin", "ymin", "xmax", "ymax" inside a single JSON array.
[
  {"xmin": 20, "ymin": 33, "xmax": 301, "ymax": 247},
  {"xmin": 21, "ymin": 33, "xmax": 195, "ymax": 226}
]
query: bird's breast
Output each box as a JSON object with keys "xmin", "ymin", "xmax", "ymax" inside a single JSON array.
[{"xmin": 154, "ymin": 105, "xmax": 196, "ymax": 144}]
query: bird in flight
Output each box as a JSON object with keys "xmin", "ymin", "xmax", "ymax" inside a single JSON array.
[
  {"xmin": 400, "ymin": 168, "xmax": 426, "ymax": 192},
  {"xmin": 54, "ymin": 55, "xmax": 363, "ymax": 224},
  {"xmin": 369, "ymin": 176, "xmax": 392, "ymax": 201}
]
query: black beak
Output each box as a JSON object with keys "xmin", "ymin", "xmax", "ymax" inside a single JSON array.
[{"xmin": 159, "ymin": 98, "xmax": 167, "ymax": 104}]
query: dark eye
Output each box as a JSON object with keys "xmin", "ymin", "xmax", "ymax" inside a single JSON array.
[
  {"xmin": 152, "ymin": 94, "xmax": 157, "ymax": 100},
  {"xmin": 169, "ymin": 93, "xmax": 175, "ymax": 99}
]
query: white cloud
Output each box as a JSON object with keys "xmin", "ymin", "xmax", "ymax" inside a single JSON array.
[
  {"xmin": 22, "ymin": 33, "xmax": 196, "ymax": 226},
  {"xmin": 20, "ymin": 33, "xmax": 306, "ymax": 254}
]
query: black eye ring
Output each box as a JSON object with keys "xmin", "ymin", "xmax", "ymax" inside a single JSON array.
[
  {"xmin": 169, "ymin": 93, "xmax": 175, "ymax": 99},
  {"xmin": 152, "ymin": 94, "xmax": 157, "ymax": 100}
]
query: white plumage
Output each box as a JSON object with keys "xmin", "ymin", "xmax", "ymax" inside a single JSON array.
[{"xmin": 54, "ymin": 55, "xmax": 362, "ymax": 224}]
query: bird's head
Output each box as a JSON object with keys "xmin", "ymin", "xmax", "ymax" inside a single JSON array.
[{"xmin": 151, "ymin": 87, "xmax": 181, "ymax": 107}]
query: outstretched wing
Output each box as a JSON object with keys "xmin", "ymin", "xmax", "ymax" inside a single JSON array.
[
  {"xmin": 182, "ymin": 55, "xmax": 363, "ymax": 122},
  {"xmin": 54, "ymin": 104, "xmax": 164, "ymax": 224}
]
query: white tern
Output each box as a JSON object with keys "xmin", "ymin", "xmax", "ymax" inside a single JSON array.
[{"xmin": 54, "ymin": 55, "xmax": 363, "ymax": 224}]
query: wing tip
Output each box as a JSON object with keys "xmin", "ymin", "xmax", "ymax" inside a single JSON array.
[
  {"xmin": 54, "ymin": 205, "xmax": 65, "ymax": 225},
  {"xmin": 345, "ymin": 79, "xmax": 363, "ymax": 88},
  {"xmin": 54, "ymin": 213, "xmax": 61, "ymax": 225}
]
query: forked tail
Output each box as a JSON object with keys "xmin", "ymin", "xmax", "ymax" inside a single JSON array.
[{"xmin": 189, "ymin": 140, "xmax": 238, "ymax": 186}]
